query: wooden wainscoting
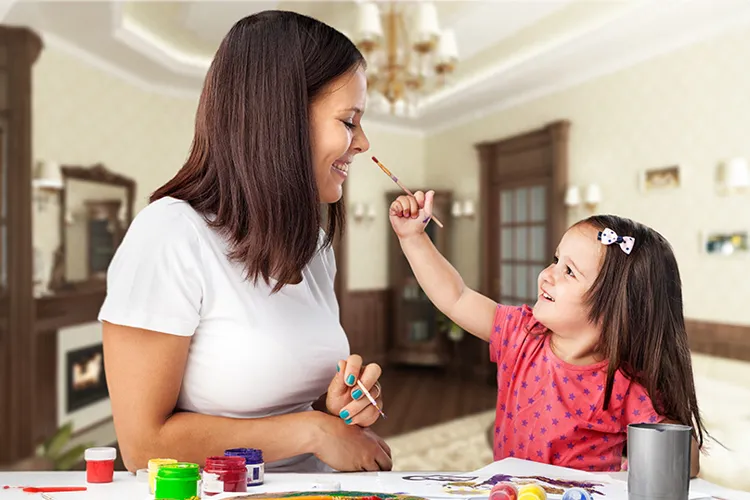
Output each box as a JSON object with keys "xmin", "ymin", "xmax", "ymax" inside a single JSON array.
[
  {"xmin": 686, "ymin": 319, "xmax": 750, "ymax": 362},
  {"xmin": 341, "ymin": 289, "xmax": 389, "ymax": 364}
]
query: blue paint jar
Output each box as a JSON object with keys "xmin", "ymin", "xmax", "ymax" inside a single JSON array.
[{"xmin": 224, "ymin": 448, "xmax": 264, "ymax": 487}]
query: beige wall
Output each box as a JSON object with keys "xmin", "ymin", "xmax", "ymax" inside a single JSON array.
[
  {"xmin": 425, "ymin": 27, "xmax": 750, "ymax": 325},
  {"xmin": 346, "ymin": 121, "xmax": 425, "ymax": 290},
  {"xmin": 31, "ymin": 46, "xmax": 425, "ymax": 292}
]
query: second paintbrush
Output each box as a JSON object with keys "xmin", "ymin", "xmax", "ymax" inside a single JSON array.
[{"xmin": 356, "ymin": 380, "xmax": 387, "ymax": 420}]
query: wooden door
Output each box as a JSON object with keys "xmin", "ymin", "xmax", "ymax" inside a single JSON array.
[{"xmin": 475, "ymin": 121, "xmax": 569, "ymax": 378}]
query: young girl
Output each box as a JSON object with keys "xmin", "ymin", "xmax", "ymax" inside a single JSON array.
[{"xmin": 389, "ymin": 190, "xmax": 705, "ymax": 475}]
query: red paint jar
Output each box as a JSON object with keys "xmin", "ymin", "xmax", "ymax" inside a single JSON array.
[
  {"xmin": 204, "ymin": 456, "xmax": 247, "ymax": 493},
  {"xmin": 85, "ymin": 447, "xmax": 116, "ymax": 483}
]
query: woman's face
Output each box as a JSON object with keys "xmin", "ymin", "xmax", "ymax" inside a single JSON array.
[{"xmin": 309, "ymin": 66, "xmax": 370, "ymax": 204}]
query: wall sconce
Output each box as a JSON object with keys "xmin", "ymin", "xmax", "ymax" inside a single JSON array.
[
  {"xmin": 564, "ymin": 186, "xmax": 581, "ymax": 207},
  {"xmin": 32, "ymin": 160, "xmax": 63, "ymax": 210},
  {"xmin": 352, "ymin": 202, "xmax": 376, "ymax": 223},
  {"xmin": 564, "ymin": 184, "xmax": 601, "ymax": 211},
  {"xmin": 718, "ymin": 157, "xmax": 749, "ymax": 194},
  {"xmin": 451, "ymin": 199, "xmax": 475, "ymax": 219},
  {"xmin": 584, "ymin": 184, "xmax": 601, "ymax": 210}
]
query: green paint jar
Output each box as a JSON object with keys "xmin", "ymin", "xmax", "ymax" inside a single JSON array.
[{"xmin": 154, "ymin": 462, "xmax": 200, "ymax": 500}]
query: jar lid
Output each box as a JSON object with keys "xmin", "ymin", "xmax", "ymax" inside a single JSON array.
[
  {"xmin": 224, "ymin": 448, "xmax": 264, "ymax": 464},
  {"xmin": 205, "ymin": 455, "xmax": 246, "ymax": 470},
  {"xmin": 84, "ymin": 447, "xmax": 116, "ymax": 461},
  {"xmin": 157, "ymin": 462, "xmax": 200, "ymax": 479},
  {"xmin": 148, "ymin": 458, "xmax": 178, "ymax": 470}
]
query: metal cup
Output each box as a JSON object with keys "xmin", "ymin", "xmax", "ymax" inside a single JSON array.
[{"xmin": 627, "ymin": 423, "xmax": 692, "ymax": 500}]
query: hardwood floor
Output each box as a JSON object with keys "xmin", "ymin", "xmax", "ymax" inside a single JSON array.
[{"xmin": 371, "ymin": 365, "xmax": 498, "ymax": 438}]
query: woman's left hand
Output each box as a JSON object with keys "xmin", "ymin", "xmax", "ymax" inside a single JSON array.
[{"xmin": 325, "ymin": 354, "xmax": 384, "ymax": 427}]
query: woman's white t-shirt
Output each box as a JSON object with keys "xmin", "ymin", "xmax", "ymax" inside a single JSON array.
[{"xmin": 98, "ymin": 196, "xmax": 350, "ymax": 472}]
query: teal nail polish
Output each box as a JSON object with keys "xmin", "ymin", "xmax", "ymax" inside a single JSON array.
[
  {"xmin": 336, "ymin": 364, "xmax": 340, "ymax": 373},
  {"xmin": 339, "ymin": 409, "xmax": 350, "ymax": 419},
  {"xmin": 346, "ymin": 374, "xmax": 355, "ymax": 385},
  {"xmin": 352, "ymin": 389, "xmax": 363, "ymax": 400},
  {"xmin": 345, "ymin": 418, "xmax": 353, "ymax": 425}
]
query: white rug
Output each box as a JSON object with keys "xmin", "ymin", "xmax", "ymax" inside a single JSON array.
[{"xmin": 385, "ymin": 410, "xmax": 495, "ymax": 472}]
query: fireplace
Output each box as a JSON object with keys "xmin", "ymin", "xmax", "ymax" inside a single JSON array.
[
  {"xmin": 66, "ymin": 343, "xmax": 108, "ymax": 413},
  {"xmin": 58, "ymin": 322, "xmax": 112, "ymax": 433}
]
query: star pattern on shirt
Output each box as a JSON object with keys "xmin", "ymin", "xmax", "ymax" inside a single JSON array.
[{"xmin": 489, "ymin": 304, "xmax": 662, "ymax": 472}]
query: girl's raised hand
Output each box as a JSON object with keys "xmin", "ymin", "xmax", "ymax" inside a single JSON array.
[{"xmin": 389, "ymin": 190, "xmax": 434, "ymax": 241}]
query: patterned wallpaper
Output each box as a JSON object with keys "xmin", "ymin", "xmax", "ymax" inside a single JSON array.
[{"xmin": 425, "ymin": 26, "xmax": 750, "ymax": 324}]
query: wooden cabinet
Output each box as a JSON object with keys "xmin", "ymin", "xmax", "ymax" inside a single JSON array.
[{"xmin": 386, "ymin": 190, "xmax": 453, "ymax": 367}]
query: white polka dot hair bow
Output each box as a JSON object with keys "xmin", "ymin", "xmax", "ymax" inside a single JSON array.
[{"xmin": 597, "ymin": 228, "xmax": 635, "ymax": 254}]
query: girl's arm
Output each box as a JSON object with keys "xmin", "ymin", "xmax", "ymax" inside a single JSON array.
[
  {"xmin": 390, "ymin": 191, "xmax": 497, "ymax": 342},
  {"xmin": 103, "ymin": 322, "xmax": 392, "ymax": 473}
]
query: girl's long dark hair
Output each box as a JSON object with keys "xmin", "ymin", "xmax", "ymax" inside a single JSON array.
[
  {"xmin": 578, "ymin": 215, "xmax": 705, "ymax": 448},
  {"xmin": 151, "ymin": 11, "xmax": 364, "ymax": 292}
]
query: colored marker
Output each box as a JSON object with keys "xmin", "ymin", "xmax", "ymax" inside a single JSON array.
[
  {"xmin": 518, "ymin": 484, "xmax": 547, "ymax": 500},
  {"xmin": 561, "ymin": 487, "xmax": 591, "ymax": 500},
  {"xmin": 490, "ymin": 482, "xmax": 518, "ymax": 500}
]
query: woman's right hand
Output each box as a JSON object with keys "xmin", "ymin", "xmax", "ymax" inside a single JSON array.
[{"xmin": 310, "ymin": 412, "xmax": 392, "ymax": 472}]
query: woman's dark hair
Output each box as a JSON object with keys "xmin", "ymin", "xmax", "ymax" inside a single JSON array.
[
  {"xmin": 151, "ymin": 10, "xmax": 365, "ymax": 292},
  {"xmin": 576, "ymin": 215, "xmax": 706, "ymax": 448}
]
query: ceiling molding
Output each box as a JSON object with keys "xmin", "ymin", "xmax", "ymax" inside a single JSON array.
[
  {"xmin": 40, "ymin": 28, "xmax": 420, "ymax": 138},
  {"xmin": 111, "ymin": 4, "xmax": 211, "ymax": 78},
  {"xmin": 424, "ymin": 6, "xmax": 750, "ymax": 137},
  {"xmin": 40, "ymin": 30, "xmax": 200, "ymax": 100},
  {"xmin": 0, "ymin": 0, "xmax": 19, "ymax": 22},
  {"xmin": 415, "ymin": 0, "xmax": 645, "ymax": 114}
]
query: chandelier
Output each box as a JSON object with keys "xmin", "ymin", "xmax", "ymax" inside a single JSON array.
[{"xmin": 353, "ymin": 1, "xmax": 458, "ymax": 117}]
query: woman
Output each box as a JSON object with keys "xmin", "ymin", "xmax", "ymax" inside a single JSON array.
[{"xmin": 99, "ymin": 10, "xmax": 391, "ymax": 473}]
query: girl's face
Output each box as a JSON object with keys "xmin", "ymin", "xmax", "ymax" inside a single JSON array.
[
  {"xmin": 309, "ymin": 66, "xmax": 370, "ymax": 204},
  {"xmin": 534, "ymin": 224, "xmax": 604, "ymax": 335}
]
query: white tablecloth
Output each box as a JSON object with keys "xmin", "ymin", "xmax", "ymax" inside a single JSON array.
[{"xmin": 1, "ymin": 470, "xmax": 748, "ymax": 500}]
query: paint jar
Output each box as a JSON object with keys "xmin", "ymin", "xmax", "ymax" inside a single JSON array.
[
  {"xmin": 224, "ymin": 448, "xmax": 264, "ymax": 487},
  {"xmin": 204, "ymin": 455, "xmax": 248, "ymax": 493},
  {"xmin": 561, "ymin": 487, "xmax": 592, "ymax": 500},
  {"xmin": 154, "ymin": 462, "xmax": 200, "ymax": 500},
  {"xmin": 490, "ymin": 482, "xmax": 518, "ymax": 500},
  {"xmin": 84, "ymin": 447, "xmax": 116, "ymax": 483},
  {"xmin": 517, "ymin": 484, "xmax": 547, "ymax": 500},
  {"xmin": 202, "ymin": 472, "xmax": 225, "ymax": 497},
  {"xmin": 148, "ymin": 458, "xmax": 178, "ymax": 494}
]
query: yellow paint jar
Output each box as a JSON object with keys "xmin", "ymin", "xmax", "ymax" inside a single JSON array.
[
  {"xmin": 518, "ymin": 483, "xmax": 548, "ymax": 500},
  {"xmin": 148, "ymin": 458, "xmax": 178, "ymax": 494}
]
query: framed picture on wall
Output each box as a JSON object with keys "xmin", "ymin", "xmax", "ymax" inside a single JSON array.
[
  {"xmin": 639, "ymin": 165, "xmax": 681, "ymax": 193},
  {"xmin": 702, "ymin": 230, "xmax": 749, "ymax": 256}
]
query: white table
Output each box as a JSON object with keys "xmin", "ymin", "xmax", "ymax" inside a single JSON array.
[{"xmin": 1, "ymin": 470, "xmax": 748, "ymax": 500}]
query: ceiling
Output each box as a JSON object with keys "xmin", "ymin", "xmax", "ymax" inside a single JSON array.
[{"xmin": 5, "ymin": 0, "xmax": 750, "ymax": 134}]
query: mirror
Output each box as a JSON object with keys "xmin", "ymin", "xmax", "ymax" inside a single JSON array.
[{"xmin": 49, "ymin": 164, "xmax": 135, "ymax": 292}]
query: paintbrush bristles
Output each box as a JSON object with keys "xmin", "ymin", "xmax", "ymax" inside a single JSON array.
[
  {"xmin": 372, "ymin": 157, "xmax": 395, "ymax": 179},
  {"xmin": 370, "ymin": 156, "xmax": 444, "ymax": 228}
]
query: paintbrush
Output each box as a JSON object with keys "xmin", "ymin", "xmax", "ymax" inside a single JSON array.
[
  {"xmin": 371, "ymin": 156, "xmax": 444, "ymax": 228},
  {"xmin": 356, "ymin": 380, "xmax": 387, "ymax": 420}
]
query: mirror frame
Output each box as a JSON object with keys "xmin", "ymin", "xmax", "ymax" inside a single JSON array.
[{"xmin": 49, "ymin": 163, "xmax": 136, "ymax": 293}]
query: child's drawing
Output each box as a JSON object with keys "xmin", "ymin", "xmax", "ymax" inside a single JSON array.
[{"xmin": 404, "ymin": 473, "xmax": 605, "ymax": 497}]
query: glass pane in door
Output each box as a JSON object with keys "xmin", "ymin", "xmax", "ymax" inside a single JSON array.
[
  {"xmin": 500, "ymin": 190, "xmax": 513, "ymax": 223},
  {"xmin": 497, "ymin": 183, "xmax": 550, "ymax": 305},
  {"xmin": 530, "ymin": 186, "xmax": 546, "ymax": 222},
  {"xmin": 514, "ymin": 188, "xmax": 528, "ymax": 222}
]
